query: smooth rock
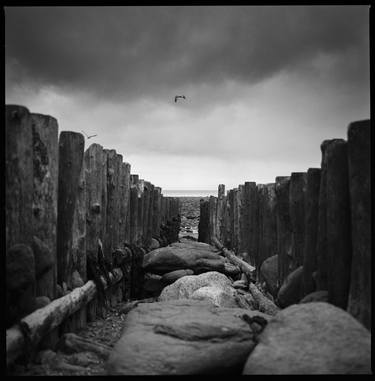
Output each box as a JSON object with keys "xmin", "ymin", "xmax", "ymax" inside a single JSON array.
[
  {"xmin": 276, "ymin": 266, "xmax": 304, "ymax": 308},
  {"xmin": 260, "ymin": 255, "xmax": 279, "ymax": 298},
  {"xmin": 106, "ymin": 299, "xmax": 271, "ymax": 375},
  {"xmin": 143, "ymin": 246, "xmax": 225, "ymax": 275},
  {"xmin": 299, "ymin": 290, "xmax": 329, "ymax": 304},
  {"xmin": 243, "ymin": 302, "xmax": 371, "ymax": 374},
  {"xmin": 159, "ymin": 271, "xmax": 231, "ymax": 301},
  {"xmin": 191, "ymin": 286, "xmax": 239, "ymax": 308},
  {"xmin": 161, "ymin": 269, "xmax": 194, "ymax": 285}
]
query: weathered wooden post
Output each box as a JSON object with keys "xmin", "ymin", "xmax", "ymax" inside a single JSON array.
[
  {"xmin": 147, "ymin": 183, "xmax": 155, "ymax": 248},
  {"xmin": 63, "ymin": 155, "xmax": 87, "ymax": 332},
  {"xmin": 56, "ymin": 131, "xmax": 85, "ymax": 288},
  {"xmin": 137, "ymin": 179, "xmax": 145, "ymax": 246},
  {"xmin": 119, "ymin": 162, "xmax": 131, "ymax": 247},
  {"xmin": 326, "ymin": 139, "xmax": 352, "ymax": 310},
  {"xmin": 216, "ymin": 184, "xmax": 226, "ymax": 243},
  {"xmin": 289, "ymin": 172, "xmax": 307, "ymax": 270},
  {"xmin": 275, "ymin": 176, "xmax": 292, "ymax": 286},
  {"xmin": 30, "ymin": 113, "xmax": 59, "ymax": 301},
  {"xmin": 227, "ymin": 189, "xmax": 235, "ymax": 250},
  {"xmin": 198, "ymin": 199, "xmax": 209, "ymax": 243},
  {"xmin": 244, "ymin": 182, "xmax": 258, "ymax": 267},
  {"xmin": 84, "ymin": 143, "xmax": 105, "ymax": 321},
  {"xmin": 238, "ymin": 184, "xmax": 247, "ymax": 258},
  {"xmin": 346, "ymin": 120, "xmax": 371, "ymax": 330},
  {"xmin": 302, "ymin": 168, "xmax": 321, "ymax": 296},
  {"xmin": 152, "ymin": 187, "xmax": 162, "ymax": 239},
  {"xmin": 208, "ymin": 196, "xmax": 217, "ymax": 244},
  {"xmin": 104, "ymin": 150, "xmax": 122, "ymax": 265},
  {"xmin": 6, "ymin": 105, "xmax": 36, "ymax": 326},
  {"xmin": 143, "ymin": 181, "xmax": 151, "ymax": 248},
  {"xmin": 316, "ymin": 139, "xmax": 335, "ymax": 291},
  {"xmin": 232, "ymin": 188, "xmax": 240, "ymax": 253},
  {"xmin": 257, "ymin": 183, "xmax": 277, "ymax": 272}
]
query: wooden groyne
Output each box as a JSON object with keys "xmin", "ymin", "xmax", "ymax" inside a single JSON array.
[
  {"xmin": 6, "ymin": 105, "xmax": 180, "ymax": 365},
  {"xmin": 198, "ymin": 119, "xmax": 371, "ymax": 331}
]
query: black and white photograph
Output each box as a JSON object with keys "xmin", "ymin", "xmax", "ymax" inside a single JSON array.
[{"xmin": 5, "ymin": 4, "xmax": 371, "ymax": 375}]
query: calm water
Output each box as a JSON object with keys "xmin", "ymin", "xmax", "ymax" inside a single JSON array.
[{"xmin": 163, "ymin": 190, "xmax": 217, "ymax": 197}]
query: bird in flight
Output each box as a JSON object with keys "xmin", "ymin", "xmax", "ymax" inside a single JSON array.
[
  {"xmin": 174, "ymin": 95, "xmax": 186, "ymax": 103},
  {"xmin": 81, "ymin": 130, "xmax": 98, "ymax": 139}
]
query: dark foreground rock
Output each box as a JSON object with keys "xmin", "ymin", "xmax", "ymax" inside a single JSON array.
[
  {"xmin": 143, "ymin": 245, "xmax": 226, "ymax": 275},
  {"xmin": 276, "ymin": 265, "xmax": 304, "ymax": 308},
  {"xmin": 243, "ymin": 302, "xmax": 371, "ymax": 374},
  {"xmin": 161, "ymin": 269, "xmax": 194, "ymax": 285},
  {"xmin": 259, "ymin": 255, "xmax": 279, "ymax": 298},
  {"xmin": 106, "ymin": 299, "xmax": 271, "ymax": 375}
]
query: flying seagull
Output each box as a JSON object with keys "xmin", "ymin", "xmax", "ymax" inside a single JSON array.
[
  {"xmin": 81, "ymin": 130, "xmax": 98, "ymax": 139},
  {"xmin": 174, "ymin": 95, "xmax": 186, "ymax": 103}
]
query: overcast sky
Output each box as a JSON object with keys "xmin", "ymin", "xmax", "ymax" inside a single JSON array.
[{"xmin": 5, "ymin": 6, "xmax": 370, "ymax": 191}]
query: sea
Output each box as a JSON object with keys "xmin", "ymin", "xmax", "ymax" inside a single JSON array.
[{"xmin": 163, "ymin": 190, "xmax": 217, "ymax": 197}]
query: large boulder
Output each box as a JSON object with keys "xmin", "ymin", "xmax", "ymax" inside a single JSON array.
[
  {"xmin": 159, "ymin": 271, "xmax": 252, "ymax": 309},
  {"xmin": 276, "ymin": 266, "xmax": 304, "ymax": 308},
  {"xmin": 143, "ymin": 246, "xmax": 226, "ymax": 275},
  {"xmin": 106, "ymin": 299, "xmax": 271, "ymax": 375},
  {"xmin": 161, "ymin": 269, "xmax": 194, "ymax": 285},
  {"xmin": 260, "ymin": 255, "xmax": 279, "ymax": 298},
  {"xmin": 243, "ymin": 302, "xmax": 371, "ymax": 374}
]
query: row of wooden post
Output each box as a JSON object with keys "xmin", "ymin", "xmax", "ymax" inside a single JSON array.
[
  {"xmin": 198, "ymin": 119, "xmax": 371, "ymax": 330},
  {"xmin": 6, "ymin": 105, "xmax": 180, "ymax": 334}
]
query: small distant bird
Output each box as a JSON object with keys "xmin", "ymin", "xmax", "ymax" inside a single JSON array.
[
  {"xmin": 81, "ymin": 130, "xmax": 98, "ymax": 139},
  {"xmin": 174, "ymin": 95, "xmax": 186, "ymax": 103}
]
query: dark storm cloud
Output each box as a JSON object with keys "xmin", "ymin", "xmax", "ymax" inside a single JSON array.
[{"xmin": 5, "ymin": 6, "xmax": 368, "ymax": 101}]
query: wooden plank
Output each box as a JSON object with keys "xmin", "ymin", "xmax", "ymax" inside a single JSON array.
[
  {"xmin": 275, "ymin": 176, "xmax": 292, "ymax": 286},
  {"xmin": 216, "ymin": 184, "xmax": 226, "ymax": 244},
  {"xmin": 347, "ymin": 120, "xmax": 371, "ymax": 330},
  {"xmin": 6, "ymin": 105, "xmax": 33, "ymax": 250},
  {"xmin": 137, "ymin": 179, "xmax": 145, "ymax": 246},
  {"xmin": 244, "ymin": 182, "xmax": 258, "ymax": 267},
  {"xmin": 6, "ymin": 269, "xmax": 123, "ymax": 366},
  {"xmin": 289, "ymin": 172, "xmax": 307, "ymax": 269},
  {"xmin": 316, "ymin": 139, "xmax": 334, "ymax": 291},
  {"xmin": 30, "ymin": 113, "xmax": 59, "ymax": 300},
  {"xmin": 152, "ymin": 187, "xmax": 161, "ymax": 239},
  {"xmin": 198, "ymin": 199, "xmax": 209, "ymax": 243},
  {"xmin": 302, "ymin": 168, "xmax": 321, "ymax": 296},
  {"xmin": 208, "ymin": 196, "xmax": 217, "ymax": 244},
  {"xmin": 104, "ymin": 150, "xmax": 122, "ymax": 265},
  {"xmin": 326, "ymin": 139, "xmax": 351, "ymax": 310},
  {"xmin": 123, "ymin": 163, "xmax": 131, "ymax": 245},
  {"xmin": 257, "ymin": 183, "xmax": 277, "ymax": 272},
  {"xmin": 129, "ymin": 183, "xmax": 139, "ymax": 245},
  {"xmin": 147, "ymin": 183, "xmax": 155, "ymax": 248},
  {"xmin": 56, "ymin": 131, "xmax": 85, "ymax": 287},
  {"xmin": 143, "ymin": 181, "xmax": 151, "ymax": 247},
  {"xmin": 119, "ymin": 161, "xmax": 131, "ymax": 248}
]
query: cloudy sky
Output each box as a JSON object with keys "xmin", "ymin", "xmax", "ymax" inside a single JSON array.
[{"xmin": 5, "ymin": 6, "xmax": 370, "ymax": 192}]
